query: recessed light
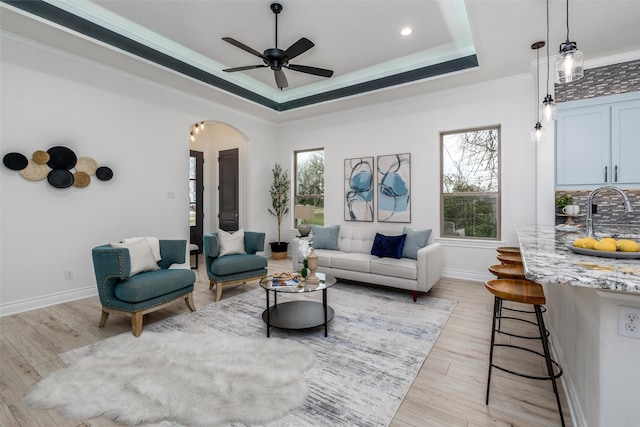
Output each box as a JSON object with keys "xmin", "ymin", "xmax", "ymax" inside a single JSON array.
[{"xmin": 401, "ymin": 27, "xmax": 413, "ymax": 36}]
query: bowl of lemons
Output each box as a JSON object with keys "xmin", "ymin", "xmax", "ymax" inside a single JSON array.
[{"xmin": 568, "ymin": 237, "xmax": 640, "ymax": 259}]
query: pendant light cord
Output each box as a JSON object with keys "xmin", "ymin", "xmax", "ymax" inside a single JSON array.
[
  {"xmin": 546, "ymin": 0, "xmax": 551, "ymax": 92},
  {"xmin": 565, "ymin": 0, "xmax": 570, "ymax": 42},
  {"xmin": 536, "ymin": 47, "xmax": 540, "ymax": 122}
]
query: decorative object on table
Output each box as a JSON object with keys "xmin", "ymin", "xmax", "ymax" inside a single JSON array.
[
  {"xmin": 2, "ymin": 146, "xmax": 113, "ymax": 188},
  {"xmin": 377, "ymin": 153, "xmax": 411, "ymax": 222},
  {"xmin": 24, "ymin": 331, "xmax": 314, "ymax": 427},
  {"xmin": 294, "ymin": 204, "xmax": 315, "ymax": 237},
  {"xmin": 344, "ymin": 157, "xmax": 374, "ymax": 221},
  {"xmin": 305, "ymin": 248, "xmax": 319, "ymax": 285},
  {"xmin": 267, "ymin": 162, "xmax": 290, "ymax": 259}
]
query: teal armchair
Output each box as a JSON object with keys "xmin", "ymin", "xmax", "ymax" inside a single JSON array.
[
  {"xmin": 204, "ymin": 231, "xmax": 268, "ymax": 301},
  {"xmin": 92, "ymin": 239, "xmax": 196, "ymax": 336}
]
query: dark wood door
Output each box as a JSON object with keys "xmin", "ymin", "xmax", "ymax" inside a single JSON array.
[
  {"xmin": 218, "ymin": 148, "xmax": 239, "ymax": 231},
  {"xmin": 189, "ymin": 150, "xmax": 204, "ymax": 252}
]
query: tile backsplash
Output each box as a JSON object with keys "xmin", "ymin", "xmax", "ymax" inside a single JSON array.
[
  {"xmin": 555, "ymin": 189, "xmax": 640, "ymax": 233},
  {"xmin": 555, "ymin": 59, "xmax": 640, "ymax": 102}
]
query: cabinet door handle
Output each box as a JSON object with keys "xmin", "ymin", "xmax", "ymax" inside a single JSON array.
[
  {"xmin": 615, "ymin": 165, "xmax": 618, "ymax": 182},
  {"xmin": 604, "ymin": 166, "xmax": 608, "ymax": 183}
]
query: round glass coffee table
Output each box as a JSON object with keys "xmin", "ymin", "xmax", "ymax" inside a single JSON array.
[{"xmin": 260, "ymin": 272, "xmax": 337, "ymax": 337}]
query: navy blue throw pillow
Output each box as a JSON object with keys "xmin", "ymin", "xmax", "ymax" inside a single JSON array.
[{"xmin": 371, "ymin": 233, "xmax": 407, "ymax": 259}]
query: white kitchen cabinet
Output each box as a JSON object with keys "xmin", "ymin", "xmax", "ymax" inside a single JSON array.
[{"xmin": 555, "ymin": 92, "xmax": 640, "ymax": 188}]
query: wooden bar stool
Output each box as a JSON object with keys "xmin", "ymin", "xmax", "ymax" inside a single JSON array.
[
  {"xmin": 496, "ymin": 253, "xmax": 522, "ymax": 265},
  {"xmin": 488, "ymin": 263, "xmax": 526, "ymax": 280},
  {"xmin": 484, "ymin": 279, "xmax": 565, "ymax": 427},
  {"xmin": 496, "ymin": 246, "xmax": 521, "ymax": 255}
]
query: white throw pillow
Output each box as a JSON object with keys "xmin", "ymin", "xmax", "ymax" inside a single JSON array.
[
  {"xmin": 122, "ymin": 237, "xmax": 162, "ymax": 262},
  {"xmin": 217, "ymin": 229, "xmax": 246, "ymax": 256},
  {"xmin": 110, "ymin": 239, "xmax": 160, "ymax": 277}
]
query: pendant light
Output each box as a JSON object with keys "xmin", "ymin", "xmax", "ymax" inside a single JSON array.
[
  {"xmin": 532, "ymin": 41, "xmax": 545, "ymax": 143},
  {"xmin": 555, "ymin": 0, "xmax": 584, "ymax": 84},
  {"xmin": 542, "ymin": 0, "xmax": 556, "ymax": 121}
]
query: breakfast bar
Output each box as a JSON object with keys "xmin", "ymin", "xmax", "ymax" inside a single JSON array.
[{"xmin": 516, "ymin": 225, "xmax": 640, "ymax": 427}]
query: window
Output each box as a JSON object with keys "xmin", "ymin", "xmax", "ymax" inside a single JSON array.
[
  {"xmin": 441, "ymin": 126, "xmax": 500, "ymax": 239},
  {"xmin": 295, "ymin": 148, "xmax": 324, "ymax": 226}
]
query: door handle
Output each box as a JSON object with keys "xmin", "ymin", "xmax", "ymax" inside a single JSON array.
[
  {"xmin": 604, "ymin": 166, "xmax": 608, "ymax": 183},
  {"xmin": 615, "ymin": 165, "xmax": 618, "ymax": 182},
  {"xmin": 234, "ymin": 213, "xmax": 239, "ymax": 218}
]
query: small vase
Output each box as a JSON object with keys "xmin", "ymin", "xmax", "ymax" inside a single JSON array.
[{"xmin": 306, "ymin": 249, "xmax": 319, "ymax": 284}]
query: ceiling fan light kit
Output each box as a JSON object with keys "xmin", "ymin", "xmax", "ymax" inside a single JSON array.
[{"xmin": 222, "ymin": 2, "xmax": 334, "ymax": 90}]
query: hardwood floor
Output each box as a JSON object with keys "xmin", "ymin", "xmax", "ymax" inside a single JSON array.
[{"xmin": 0, "ymin": 256, "xmax": 571, "ymax": 426}]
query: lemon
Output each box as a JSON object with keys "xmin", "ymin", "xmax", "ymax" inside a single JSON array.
[
  {"xmin": 616, "ymin": 239, "xmax": 640, "ymax": 252},
  {"xmin": 573, "ymin": 238, "xmax": 585, "ymax": 248},
  {"xmin": 601, "ymin": 237, "xmax": 616, "ymax": 245},
  {"xmin": 581, "ymin": 238, "xmax": 597, "ymax": 249},
  {"xmin": 593, "ymin": 239, "xmax": 617, "ymax": 252}
]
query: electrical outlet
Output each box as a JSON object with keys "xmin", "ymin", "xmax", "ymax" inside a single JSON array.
[
  {"xmin": 64, "ymin": 269, "xmax": 74, "ymax": 280},
  {"xmin": 618, "ymin": 306, "xmax": 640, "ymax": 339}
]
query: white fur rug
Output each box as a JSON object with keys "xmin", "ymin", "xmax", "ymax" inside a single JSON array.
[{"xmin": 24, "ymin": 331, "xmax": 315, "ymax": 426}]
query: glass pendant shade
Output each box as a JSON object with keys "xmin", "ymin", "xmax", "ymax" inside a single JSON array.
[
  {"xmin": 555, "ymin": 41, "xmax": 584, "ymax": 84},
  {"xmin": 542, "ymin": 94, "xmax": 557, "ymax": 121},
  {"xmin": 532, "ymin": 122, "xmax": 543, "ymax": 143}
]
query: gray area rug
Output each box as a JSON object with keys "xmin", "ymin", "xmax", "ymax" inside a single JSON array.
[{"xmin": 35, "ymin": 283, "xmax": 456, "ymax": 426}]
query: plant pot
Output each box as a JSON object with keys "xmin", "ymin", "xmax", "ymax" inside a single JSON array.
[{"xmin": 270, "ymin": 242, "xmax": 289, "ymax": 260}]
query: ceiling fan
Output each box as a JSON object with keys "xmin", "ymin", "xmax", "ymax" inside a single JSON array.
[{"xmin": 222, "ymin": 2, "xmax": 334, "ymax": 90}]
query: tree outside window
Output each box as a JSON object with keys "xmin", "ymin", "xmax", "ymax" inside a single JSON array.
[
  {"xmin": 295, "ymin": 149, "xmax": 324, "ymax": 226},
  {"xmin": 441, "ymin": 126, "xmax": 500, "ymax": 239}
]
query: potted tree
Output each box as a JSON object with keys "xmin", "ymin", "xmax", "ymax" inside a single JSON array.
[{"xmin": 268, "ymin": 163, "xmax": 290, "ymax": 259}]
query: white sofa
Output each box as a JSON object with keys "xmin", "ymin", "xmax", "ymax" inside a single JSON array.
[{"xmin": 292, "ymin": 225, "xmax": 442, "ymax": 301}]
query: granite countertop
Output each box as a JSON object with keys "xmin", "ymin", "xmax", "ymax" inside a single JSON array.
[{"xmin": 516, "ymin": 224, "xmax": 640, "ymax": 293}]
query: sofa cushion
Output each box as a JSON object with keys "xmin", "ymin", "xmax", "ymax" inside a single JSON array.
[
  {"xmin": 370, "ymin": 257, "xmax": 418, "ymax": 280},
  {"xmin": 332, "ymin": 253, "xmax": 376, "ymax": 273},
  {"xmin": 218, "ymin": 229, "xmax": 247, "ymax": 256},
  {"xmin": 110, "ymin": 239, "xmax": 160, "ymax": 277},
  {"xmin": 371, "ymin": 233, "xmax": 406, "ymax": 259},
  {"xmin": 211, "ymin": 253, "xmax": 267, "ymax": 277},
  {"xmin": 401, "ymin": 227, "xmax": 432, "ymax": 259},
  {"xmin": 115, "ymin": 269, "xmax": 195, "ymax": 303},
  {"xmin": 312, "ymin": 225, "xmax": 340, "ymax": 250}
]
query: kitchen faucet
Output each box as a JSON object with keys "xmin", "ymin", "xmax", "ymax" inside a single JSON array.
[{"xmin": 586, "ymin": 185, "xmax": 634, "ymax": 237}]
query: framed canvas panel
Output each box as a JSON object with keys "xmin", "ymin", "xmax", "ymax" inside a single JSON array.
[
  {"xmin": 344, "ymin": 157, "xmax": 374, "ymax": 221},
  {"xmin": 377, "ymin": 153, "xmax": 411, "ymax": 222}
]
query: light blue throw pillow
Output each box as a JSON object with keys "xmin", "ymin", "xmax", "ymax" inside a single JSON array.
[
  {"xmin": 311, "ymin": 225, "xmax": 340, "ymax": 250},
  {"xmin": 401, "ymin": 227, "xmax": 432, "ymax": 259}
]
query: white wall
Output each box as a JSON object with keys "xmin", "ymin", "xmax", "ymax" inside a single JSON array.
[
  {"xmin": 277, "ymin": 75, "xmax": 540, "ymax": 280},
  {"xmin": 0, "ymin": 33, "xmax": 278, "ymax": 315}
]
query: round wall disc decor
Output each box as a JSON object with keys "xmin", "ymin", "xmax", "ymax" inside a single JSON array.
[
  {"xmin": 73, "ymin": 171, "xmax": 90, "ymax": 188},
  {"xmin": 96, "ymin": 166, "xmax": 113, "ymax": 181},
  {"xmin": 75, "ymin": 157, "xmax": 98, "ymax": 175},
  {"xmin": 3, "ymin": 152, "xmax": 28, "ymax": 170},
  {"xmin": 19, "ymin": 160, "xmax": 49, "ymax": 181},
  {"xmin": 47, "ymin": 169, "xmax": 74, "ymax": 188},
  {"xmin": 47, "ymin": 146, "xmax": 77, "ymax": 170},
  {"xmin": 32, "ymin": 150, "xmax": 50, "ymax": 164}
]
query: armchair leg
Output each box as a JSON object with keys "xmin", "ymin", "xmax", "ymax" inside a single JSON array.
[
  {"xmin": 132, "ymin": 312, "xmax": 143, "ymax": 337},
  {"xmin": 185, "ymin": 292, "xmax": 196, "ymax": 312},
  {"xmin": 99, "ymin": 310, "xmax": 109, "ymax": 327},
  {"xmin": 209, "ymin": 280, "xmax": 214, "ymax": 290},
  {"xmin": 215, "ymin": 281, "xmax": 223, "ymax": 302}
]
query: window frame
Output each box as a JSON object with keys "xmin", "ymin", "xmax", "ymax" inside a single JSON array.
[
  {"xmin": 294, "ymin": 148, "xmax": 325, "ymax": 226},
  {"xmin": 440, "ymin": 125, "xmax": 501, "ymax": 241}
]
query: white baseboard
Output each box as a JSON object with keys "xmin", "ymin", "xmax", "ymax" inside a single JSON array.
[
  {"xmin": 442, "ymin": 267, "xmax": 492, "ymax": 283},
  {"xmin": 0, "ymin": 286, "xmax": 97, "ymax": 317}
]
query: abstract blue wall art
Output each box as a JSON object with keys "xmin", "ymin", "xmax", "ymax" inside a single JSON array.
[
  {"xmin": 377, "ymin": 153, "xmax": 411, "ymax": 222},
  {"xmin": 344, "ymin": 157, "xmax": 374, "ymax": 221}
]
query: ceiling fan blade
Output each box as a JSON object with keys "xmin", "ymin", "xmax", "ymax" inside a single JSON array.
[
  {"xmin": 286, "ymin": 64, "xmax": 334, "ymax": 78},
  {"xmin": 284, "ymin": 37, "xmax": 314, "ymax": 61},
  {"xmin": 222, "ymin": 37, "xmax": 267, "ymax": 60},
  {"xmin": 274, "ymin": 69, "xmax": 288, "ymax": 89},
  {"xmin": 223, "ymin": 65, "xmax": 268, "ymax": 72}
]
